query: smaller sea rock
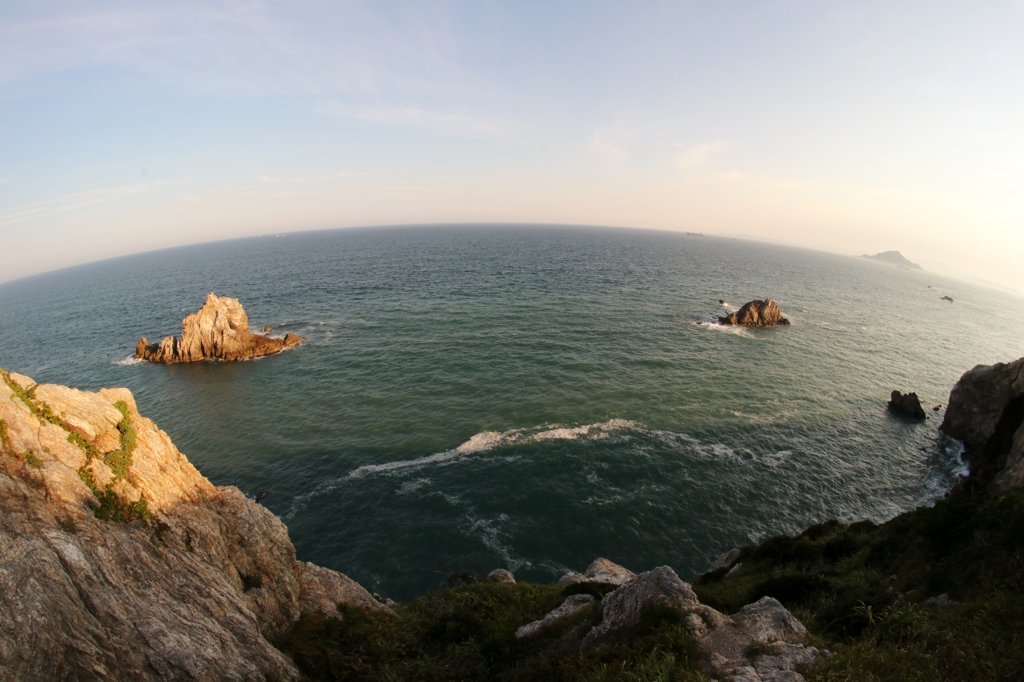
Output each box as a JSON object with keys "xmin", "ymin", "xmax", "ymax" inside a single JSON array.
[
  {"xmin": 942, "ymin": 296, "xmax": 954, "ymax": 303},
  {"xmin": 515, "ymin": 594, "xmax": 595, "ymax": 638},
  {"xmin": 719, "ymin": 299, "xmax": 790, "ymax": 327},
  {"xmin": 486, "ymin": 569, "xmax": 516, "ymax": 584},
  {"xmin": 889, "ymin": 391, "xmax": 926, "ymax": 419},
  {"xmin": 557, "ymin": 558, "xmax": 636, "ymax": 588}
]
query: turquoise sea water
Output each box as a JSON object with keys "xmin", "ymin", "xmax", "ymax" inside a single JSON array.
[{"xmin": 1, "ymin": 225, "xmax": 1021, "ymax": 600}]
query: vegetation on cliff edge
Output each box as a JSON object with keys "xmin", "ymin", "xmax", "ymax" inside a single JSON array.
[{"xmin": 278, "ymin": 482, "xmax": 1024, "ymax": 681}]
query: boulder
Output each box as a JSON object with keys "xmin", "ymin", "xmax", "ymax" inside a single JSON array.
[
  {"xmin": 134, "ymin": 293, "xmax": 304, "ymax": 363},
  {"xmin": 941, "ymin": 357, "xmax": 1024, "ymax": 489},
  {"xmin": 719, "ymin": 299, "xmax": 790, "ymax": 327},
  {"xmin": 888, "ymin": 391, "xmax": 926, "ymax": 419},
  {"xmin": 557, "ymin": 557, "xmax": 636, "ymax": 588},
  {"xmin": 580, "ymin": 566, "xmax": 725, "ymax": 648},
  {"xmin": 568, "ymin": 563, "xmax": 824, "ymax": 681},
  {"xmin": 486, "ymin": 568, "xmax": 516, "ymax": 584}
]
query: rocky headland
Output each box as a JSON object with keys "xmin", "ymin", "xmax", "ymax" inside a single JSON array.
[
  {"xmin": 719, "ymin": 299, "xmax": 790, "ymax": 327},
  {"xmin": 135, "ymin": 293, "xmax": 304, "ymax": 363}
]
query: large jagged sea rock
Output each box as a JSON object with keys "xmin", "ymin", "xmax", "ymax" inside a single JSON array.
[
  {"xmin": 0, "ymin": 369, "xmax": 388, "ymax": 680},
  {"xmin": 941, "ymin": 357, "xmax": 1024, "ymax": 490},
  {"xmin": 135, "ymin": 293, "xmax": 304, "ymax": 363},
  {"xmin": 719, "ymin": 299, "xmax": 791, "ymax": 327}
]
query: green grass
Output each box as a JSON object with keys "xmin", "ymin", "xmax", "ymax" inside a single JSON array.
[{"xmin": 692, "ymin": 480, "xmax": 1024, "ymax": 681}]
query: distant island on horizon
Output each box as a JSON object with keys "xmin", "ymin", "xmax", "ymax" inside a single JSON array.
[{"xmin": 860, "ymin": 250, "xmax": 924, "ymax": 271}]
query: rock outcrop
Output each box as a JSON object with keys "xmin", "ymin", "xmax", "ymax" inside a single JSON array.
[
  {"xmin": 528, "ymin": 560, "xmax": 825, "ymax": 681},
  {"xmin": 719, "ymin": 299, "xmax": 791, "ymax": 327},
  {"xmin": 941, "ymin": 357, "xmax": 1024, "ymax": 490},
  {"xmin": 888, "ymin": 391, "xmax": 926, "ymax": 419},
  {"xmin": 0, "ymin": 369, "xmax": 388, "ymax": 680},
  {"xmin": 557, "ymin": 557, "xmax": 636, "ymax": 588},
  {"xmin": 135, "ymin": 293, "xmax": 304, "ymax": 363}
]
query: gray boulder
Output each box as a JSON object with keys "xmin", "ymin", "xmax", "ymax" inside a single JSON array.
[
  {"xmin": 486, "ymin": 568, "xmax": 516, "ymax": 584},
  {"xmin": 515, "ymin": 594, "xmax": 595, "ymax": 639}
]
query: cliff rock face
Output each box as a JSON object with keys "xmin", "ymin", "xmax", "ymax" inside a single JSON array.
[
  {"xmin": 135, "ymin": 293, "xmax": 304, "ymax": 363},
  {"xmin": 941, "ymin": 357, "xmax": 1024, "ymax": 490},
  {"xmin": 0, "ymin": 369, "xmax": 388, "ymax": 680},
  {"xmin": 719, "ymin": 300, "xmax": 791, "ymax": 327}
]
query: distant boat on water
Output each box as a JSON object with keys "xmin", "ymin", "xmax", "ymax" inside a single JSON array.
[{"xmin": 685, "ymin": 231, "xmax": 705, "ymax": 237}]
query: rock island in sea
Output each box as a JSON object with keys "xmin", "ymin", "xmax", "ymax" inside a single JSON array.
[{"xmin": 135, "ymin": 292, "xmax": 304, "ymax": 363}]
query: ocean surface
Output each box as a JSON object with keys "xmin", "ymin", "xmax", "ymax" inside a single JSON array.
[{"xmin": 1, "ymin": 225, "xmax": 1021, "ymax": 601}]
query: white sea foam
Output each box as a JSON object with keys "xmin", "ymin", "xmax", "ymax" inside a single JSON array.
[
  {"xmin": 283, "ymin": 418, "xmax": 640, "ymax": 520},
  {"xmin": 112, "ymin": 355, "xmax": 144, "ymax": 366}
]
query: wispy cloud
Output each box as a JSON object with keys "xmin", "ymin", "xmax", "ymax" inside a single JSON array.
[
  {"xmin": 0, "ymin": 181, "xmax": 174, "ymax": 229},
  {"xmin": 316, "ymin": 102, "xmax": 508, "ymax": 138},
  {"xmin": 676, "ymin": 141, "xmax": 723, "ymax": 169}
]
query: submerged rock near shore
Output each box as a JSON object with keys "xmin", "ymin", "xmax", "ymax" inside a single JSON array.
[
  {"xmin": 719, "ymin": 299, "xmax": 791, "ymax": 327},
  {"xmin": 135, "ymin": 292, "xmax": 304, "ymax": 363},
  {"xmin": 0, "ymin": 369, "xmax": 386, "ymax": 680}
]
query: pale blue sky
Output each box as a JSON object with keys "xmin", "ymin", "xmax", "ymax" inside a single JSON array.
[{"xmin": 2, "ymin": 1, "xmax": 1023, "ymax": 289}]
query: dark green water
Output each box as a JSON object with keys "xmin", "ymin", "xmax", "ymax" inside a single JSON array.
[{"xmin": 1, "ymin": 225, "xmax": 1020, "ymax": 600}]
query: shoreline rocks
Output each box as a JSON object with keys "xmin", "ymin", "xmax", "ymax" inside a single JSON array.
[
  {"xmin": 135, "ymin": 293, "xmax": 304, "ymax": 363},
  {"xmin": 719, "ymin": 299, "xmax": 790, "ymax": 327}
]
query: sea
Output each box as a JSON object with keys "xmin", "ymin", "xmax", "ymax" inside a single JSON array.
[{"xmin": 1, "ymin": 225, "xmax": 1021, "ymax": 601}]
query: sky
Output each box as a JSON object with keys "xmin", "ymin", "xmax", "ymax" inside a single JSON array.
[{"xmin": 2, "ymin": 1, "xmax": 1023, "ymax": 289}]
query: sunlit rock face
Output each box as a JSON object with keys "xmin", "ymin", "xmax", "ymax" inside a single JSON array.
[
  {"xmin": 0, "ymin": 370, "xmax": 387, "ymax": 680},
  {"xmin": 719, "ymin": 299, "xmax": 790, "ymax": 327}
]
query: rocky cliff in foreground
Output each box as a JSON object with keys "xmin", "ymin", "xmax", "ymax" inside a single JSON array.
[
  {"xmin": 135, "ymin": 293, "xmax": 304, "ymax": 363},
  {"xmin": 0, "ymin": 369, "xmax": 387, "ymax": 680},
  {"xmin": 941, "ymin": 356, "xmax": 1024, "ymax": 490}
]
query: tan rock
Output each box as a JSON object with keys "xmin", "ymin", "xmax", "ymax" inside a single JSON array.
[
  {"xmin": 719, "ymin": 299, "xmax": 791, "ymax": 327},
  {"xmin": 135, "ymin": 293, "xmax": 305, "ymax": 363},
  {"xmin": 557, "ymin": 557, "xmax": 636, "ymax": 588},
  {"xmin": 0, "ymin": 371, "xmax": 389, "ymax": 680}
]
